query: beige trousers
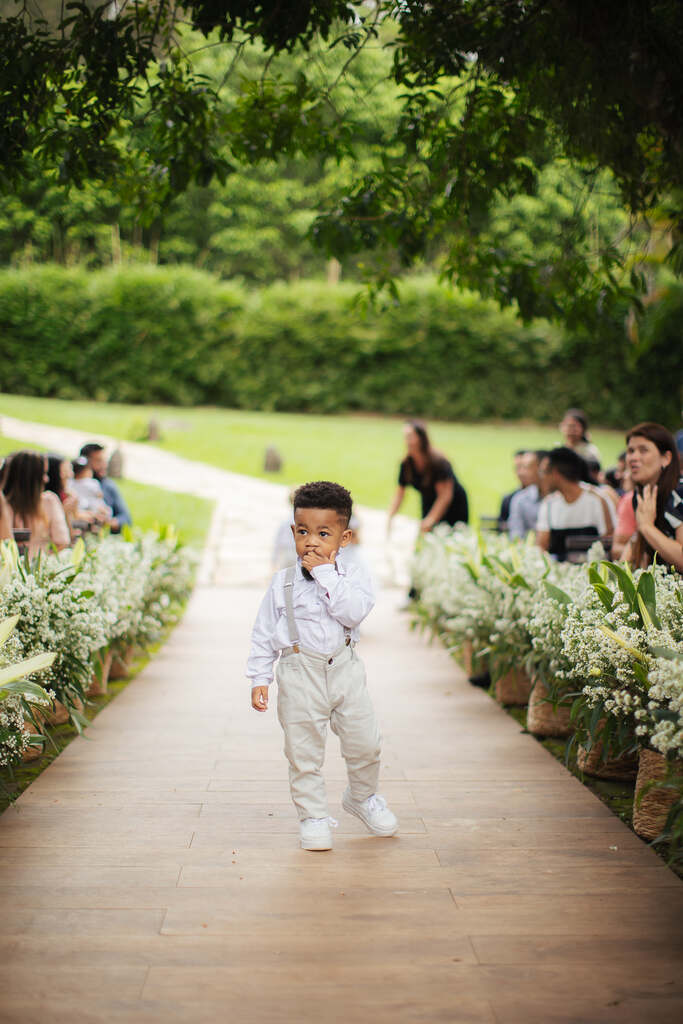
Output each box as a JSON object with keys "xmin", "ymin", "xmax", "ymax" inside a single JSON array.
[{"xmin": 276, "ymin": 643, "xmax": 382, "ymax": 820}]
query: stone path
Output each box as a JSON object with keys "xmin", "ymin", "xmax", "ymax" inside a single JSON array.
[{"xmin": 0, "ymin": 416, "xmax": 682, "ymax": 1022}]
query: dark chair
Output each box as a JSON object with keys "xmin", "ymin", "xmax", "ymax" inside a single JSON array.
[
  {"xmin": 479, "ymin": 515, "xmax": 506, "ymax": 533},
  {"xmin": 564, "ymin": 533, "xmax": 612, "ymax": 564},
  {"xmin": 12, "ymin": 528, "xmax": 30, "ymax": 555}
]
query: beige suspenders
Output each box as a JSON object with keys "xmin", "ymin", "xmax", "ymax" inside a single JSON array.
[{"xmin": 283, "ymin": 565, "xmax": 300, "ymax": 654}]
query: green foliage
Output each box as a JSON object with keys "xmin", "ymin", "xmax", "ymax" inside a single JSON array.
[
  {"xmin": 2, "ymin": 2, "xmax": 681, "ymax": 331},
  {"xmin": 0, "ymin": 265, "xmax": 680, "ymax": 426},
  {"xmin": 0, "ymin": 265, "xmax": 244, "ymax": 405},
  {"xmin": 0, "ymin": 24, "xmax": 405, "ymax": 283}
]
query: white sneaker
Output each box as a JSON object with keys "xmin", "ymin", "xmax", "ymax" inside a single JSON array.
[
  {"xmin": 299, "ymin": 817, "xmax": 337, "ymax": 851},
  {"xmin": 342, "ymin": 789, "xmax": 399, "ymax": 837}
]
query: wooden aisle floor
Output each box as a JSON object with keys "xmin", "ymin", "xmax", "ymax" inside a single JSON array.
[{"xmin": 1, "ymin": 581, "xmax": 682, "ymax": 1024}]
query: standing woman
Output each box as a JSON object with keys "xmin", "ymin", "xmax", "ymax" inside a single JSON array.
[
  {"xmin": 559, "ymin": 408, "xmax": 602, "ymax": 464},
  {"xmin": 624, "ymin": 422, "xmax": 683, "ymax": 571},
  {"xmin": 2, "ymin": 451, "xmax": 70, "ymax": 556},
  {"xmin": 387, "ymin": 420, "xmax": 468, "ymax": 535}
]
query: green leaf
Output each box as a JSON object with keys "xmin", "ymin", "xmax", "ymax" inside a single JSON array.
[
  {"xmin": 602, "ymin": 560, "xmax": 636, "ymax": 606},
  {"xmin": 1, "ymin": 679, "xmax": 53, "ymax": 702},
  {"xmin": 0, "ymin": 615, "xmax": 20, "ymax": 647},
  {"xmin": 636, "ymin": 571, "xmax": 661, "ymax": 630},
  {"xmin": 650, "ymin": 645, "xmax": 683, "ymax": 661},
  {"xmin": 543, "ymin": 581, "xmax": 572, "ymax": 606},
  {"xmin": 632, "ymin": 662, "xmax": 650, "ymax": 688},
  {"xmin": 0, "ymin": 652, "xmax": 56, "ymax": 687},
  {"xmin": 591, "ymin": 580, "xmax": 614, "ymax": 613},
  {"xmin": 508, "ymin": 572, "xmax": 532, "ymax": 590}
]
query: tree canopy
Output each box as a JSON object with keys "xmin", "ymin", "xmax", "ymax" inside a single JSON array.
[{"xmin": 1, "ymin": 0, "xmax": 682, "ymax": 325}]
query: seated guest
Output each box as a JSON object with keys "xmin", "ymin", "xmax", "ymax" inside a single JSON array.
[
  {"xmin": 508, "ymin": 450, "xmax": 549, "ymax": 540},
  {"xmin": 584, "ymin": 457, "xmax": 620, "ymax": 517},
  {"xmin": 2, "ymin": 450, "xmax": 70, "ymax": 555},
  {"xmin": 498, "ymin": 449, "xmax": 528, "ymax": 527},
  {"xmin": 611, "ymin": 467, "xmax": 636, "ymax": 561},
  {"xmin": 605, "ymin": 452, "xmax": 627, "ymax": 494},
  {"xmin": 559, "ymin": 408, "xmax": 601, "ymax": 464},
  {"xmin": 80, "ymin": 443, "xmax": 132, "ymax": 532},
  {"xmin": 0, "ymin": 460, "xmax": 11, "ymax": 541},
  {"xmin": 70, "ymin": 457, "xmax": 112, "ymax": 522},
  {"xmin": 623, "ymin": 422, "xmax": 683, "ymax": 572},
  {"xmin": 536, "ymin": 447, "xmax": 613, "ymax": 561},
  {"xmin": 46, "ymin": 453, "xmax": 80, "ymax": 523}
]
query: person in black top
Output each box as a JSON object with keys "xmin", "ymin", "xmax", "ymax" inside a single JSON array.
[{"xmin": 387, "ymin": 420, "xmax": 468, "ymax": 536}]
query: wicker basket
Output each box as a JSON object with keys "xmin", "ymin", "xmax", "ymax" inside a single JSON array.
[
  {"xmin": 109, "ymin": 644, "xmax": 135, "ymax": 681},
  {"xmin": 45, "ymin": 699, "xmax": 70, "ymax": 726},
  {"xmin": 21, "ymin": 720, "xmax": 43, "ymax": 762},
  {"xmin": 577, "ymin": 724, "xmax": 639, "ymax": 780},
  {"xmin": 633, "ymin": 749, "xmax": 682, "ymax": 840},
  {"xmin": 461, "ymin": 640, "xmax": 473, "ymax": 675},
  {"xmin": 88, "ymin": 648, "xmax": 113, "ymax": 697},
  {"xmin": 526, "ymin": 678, "xmax": 573, "ymax": 737},
  {"xmin": 495, "ymin": 667, "xmax": 532, "ymax": 706}
]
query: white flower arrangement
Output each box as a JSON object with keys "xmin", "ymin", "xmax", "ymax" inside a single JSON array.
[
  {"xmin": 0, "ymin": 527, "xmax": 195, "ymax": 737},
  {"xmin": 0, "ymin": 615, "xmax": 55, "ymax": 769},
  {"xmin": 411, "ymin": 528, "xmax": 683, "ymax": 758}
]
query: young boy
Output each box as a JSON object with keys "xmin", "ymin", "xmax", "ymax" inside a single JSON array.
[{"xmin": 247, "ymin": 480, "xmax": 398, "ymax": 851}]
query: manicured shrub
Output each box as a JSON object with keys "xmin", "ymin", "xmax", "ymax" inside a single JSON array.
[{"xmin": 0, "ymin": 265, "xmax": 678, "ymax": 426}]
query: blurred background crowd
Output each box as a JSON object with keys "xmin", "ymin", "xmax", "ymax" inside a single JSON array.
[{"xmin": 0, "ymin": 443, "xmax": 131, "ymax": 556}]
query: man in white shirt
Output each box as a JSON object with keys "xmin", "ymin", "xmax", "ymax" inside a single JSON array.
[{"xmin": 536, "ymin": 448, "xmax": 613, "ymax": 561}]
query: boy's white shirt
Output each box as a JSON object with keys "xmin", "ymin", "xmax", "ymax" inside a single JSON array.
[{"xmin": 246, "ymin": 552, "xmax": 375, "ymax": 688}]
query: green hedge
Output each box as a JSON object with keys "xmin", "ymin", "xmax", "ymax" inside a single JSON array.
[{"xmin": 0, "ymin": 266, "xmax": 679, "ymax": 426}]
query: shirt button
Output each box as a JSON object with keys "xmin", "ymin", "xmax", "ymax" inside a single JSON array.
[{"xmin": 328, "ymin": 658, "xmax": 333, "ymax": 665}]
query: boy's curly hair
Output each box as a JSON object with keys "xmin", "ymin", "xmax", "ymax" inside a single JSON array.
[{"xmin": 292, "ymin": 481, "xmax": 353, "ymax": 525}]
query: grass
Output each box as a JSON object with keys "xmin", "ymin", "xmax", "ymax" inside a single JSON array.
[
  {"xmin": 0, "ymin": 393, "xmax": 627, "ymax": 523},
  {"xmin": 0, "ymin": 434, "xmax": 214, "ymax": 549}
]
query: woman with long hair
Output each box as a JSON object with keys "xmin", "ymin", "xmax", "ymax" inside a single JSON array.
[
  {"xmin": 2, "ymin": 450, "xmax": 70, "ymax": 555},
  {"xmin": 0, "ymin": 458, "xmax": 12, "ymax": 541},
  {"xmin": 46, "ymin": 453, "xmax": 80, "ymax": 522},
  {"xmin": 387, "ymin": 420, "xmax": 468, "ymax": 536},
  {"xmin": 623, "ymin": 422, "xmax": 683, "ymax": 571}
]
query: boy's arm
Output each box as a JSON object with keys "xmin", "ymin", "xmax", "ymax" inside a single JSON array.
[
  {"xmin": 310, "ymin": 562, "xmax": 375, "ymax": 628},
  {"xmin": 246, "ymin": 583, "xmax": 280, "ymax": 705}
]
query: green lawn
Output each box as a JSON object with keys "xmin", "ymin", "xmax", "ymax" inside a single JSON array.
[
  {"xmin": 0, "ymin": 434, "xmax": 213, "ymax": 549},
  {"xmin": 0, "ymin": 394, "xmax": 626, "ymax": 522}
]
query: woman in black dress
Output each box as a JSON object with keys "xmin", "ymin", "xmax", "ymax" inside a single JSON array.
[{"xmin": 387, "ymin": 420, "xmax": 468, "ymax": 535}]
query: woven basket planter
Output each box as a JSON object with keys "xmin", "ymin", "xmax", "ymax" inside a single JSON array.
[
  {"xmin": 45, "ymin": 699, "xmax": 70, "ymax": 726},
  {"xmin": 109, "ymin": 644, "xmax": 135, "ymax": 681},
  {"xmin": 526, "ymin": 678, "xmax": 573, "ymax": 738},
  {"xmin": 577, "ymin": 726, "xmax": 639, "ymax": 780},
  {"xmin": 21, "ymin": 720, "xmax": 43, "ymax": 762},
  {"xmin": 88, "ymin": 648, "xmax": 113, "ymax": 697},
  {"xmin": 495, "ymin": 667, "xmax": 532, "ymax": 706},
  {"xmin": 633, "ymin": 749, "xmax": 683, "ymax": 840}
]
